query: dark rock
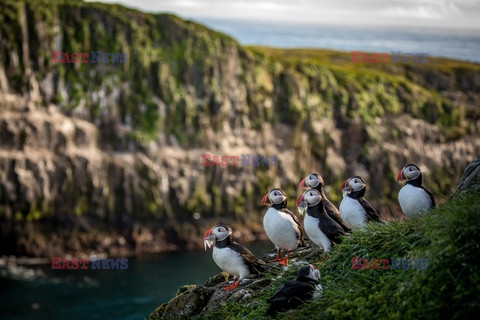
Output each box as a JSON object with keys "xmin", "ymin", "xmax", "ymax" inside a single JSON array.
[
  {"xmin": 176, "ymin": 285, "xmax": 196, "ymax": 296},
  {"xmin": 454, "ymin": 157, "xmax": 480, "ymax": 195},
  {"xmin": 202, "ymin": 287, "xmax": 237, "ymax": 313},
  {"xmin": 150, "ymin": 285, "xmax": 215, "ymax": 320},
  {"xmin": 245, "ymin": 278, "xmax": 272, "ymax": 290},
  {"xmin": 203, "ymin": 272, "xmax": 229, "ymax": 287}
]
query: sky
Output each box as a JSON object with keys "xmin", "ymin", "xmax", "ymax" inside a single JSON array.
[{"xmin": 89, "ymin": 0, "xmax": 480, "ymax": 30}]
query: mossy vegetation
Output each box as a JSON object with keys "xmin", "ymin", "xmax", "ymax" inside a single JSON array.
[{"xmin": 1, "ymin": 0, "xmax": 477, "ymax": 148}]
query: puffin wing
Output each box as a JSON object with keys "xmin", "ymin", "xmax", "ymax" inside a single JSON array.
[
  {"xmin": 324, "ymin": 199, "xmax": 351, "ymax": 232},
  {"xmin": 268, "ymin": 280, "xmax": 314, "ymax": 303},
  {"xmin": 357, "ymin": 198, "xmax": 381, "ymax": 222},
  {"xmin": 266, "ymin": 281, "xmax": 294, "ymax": 316},
  {"xmin": 229, "ymin": 242, "xmax": 266, "ymax": 273},
  {"xmin": 421, "ymin": 186, "xmax": 436, "ymax": 208},
  {"xmin": 319, "ymin": 218, "xmax": 346, "ymax": 244},
  {"xmin": 278, "ymin": 208, "xmax": 306, "ymax": 246},
  {"xmin": 267, "ymin": 280, "xmax": 294, "ymax": 302},
  {"xmin": 266, "ymin": 280, "xmax": 314, "ymax": 316}
]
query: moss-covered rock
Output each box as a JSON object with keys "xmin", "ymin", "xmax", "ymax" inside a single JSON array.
[{"xmin": 454, "ymin": 157, "xmax": 480, "ymax": 194}]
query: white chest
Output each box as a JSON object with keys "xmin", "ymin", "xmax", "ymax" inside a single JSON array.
[
  {"xmin": 212, "ymin": 246, "xmax": 250, "ymax": 279},
  {"xmin": 339, "ymin": 196, "xmax": 367, "ymax": 229},
  {"xmin": 304, "ymin": 214, "xmax": 332, "ymax": 253},
  {"xmin": 398, "ymin": 184, "xmax": 432, "ymax": 218},
  {"xmin": 263, "ymin": 208, "xmax": 298, "ymax": 250}
]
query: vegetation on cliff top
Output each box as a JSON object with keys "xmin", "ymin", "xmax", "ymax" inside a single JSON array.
[
  {"xmin": 150, "ymin": 186, "xmax": 480, "ymax": 319},
  {"xmin": 1, "ymin": 0, "xmax": 478, "ymax": 145}
]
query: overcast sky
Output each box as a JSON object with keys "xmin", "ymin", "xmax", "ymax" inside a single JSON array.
[{"xmin": 89, "ymin": 0, "xmax": 480, "ymax": 29}]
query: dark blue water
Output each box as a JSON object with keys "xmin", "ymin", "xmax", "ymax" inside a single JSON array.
[
  {"xmin": 194, "ymin": 18, "xmax": 480, "ymax": 63},
  {"xmin": 0, "ymin": 241, "xmax": 273, "ymax": 320}
]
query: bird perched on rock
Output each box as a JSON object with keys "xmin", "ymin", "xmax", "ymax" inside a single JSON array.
[
  {"xmin": 339, "ymin": 176, "xmax": 381, "ymax": 229},
  {"xmin": 261, "ymin": 188, "xmax": 305, "ymax": 266},
  {"xmin": 204, "ymin": 225, "xmax": 266, "ymax": 291},
  {"xmin": 297, "ymin": 189, "xmax": 346, "ymax": 253},
  {"xmin": 266, "ymin": 264, "xmax": 320, "ymax": 316},
  {"xmin": 299, "ymin": 173, "xmax": 351, "ymax": 232},
  {"xmin": 397, "ymin": 164, "xmax": 436, "ymax": 218}
]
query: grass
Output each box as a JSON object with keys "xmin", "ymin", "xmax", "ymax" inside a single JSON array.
[{"xmin": 197, "ymin": 188, "xmax": 480, "ymax": 319}]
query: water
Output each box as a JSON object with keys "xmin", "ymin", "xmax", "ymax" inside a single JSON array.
[
  {"xmin": 0, "ymin": 241, "xmax": 273, "ymax": 320},
  {"xmin": 194, "ymin": 18, "xmax": 480, "ymax": 63}
]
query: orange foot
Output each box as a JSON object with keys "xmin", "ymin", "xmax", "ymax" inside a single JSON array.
[
  {"xmin": 224, "ymin": 279, "xmax": 240, "ymax": 291},
  {"xmin": 268, "ymin": 250, "xmax": 282, "ymax": 263},
  {"xmin": 278, "ymin": 257, "xmax": 289, "ymax": 266}
]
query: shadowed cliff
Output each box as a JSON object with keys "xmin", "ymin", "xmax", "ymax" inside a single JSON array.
[{"xmin": 0, "ymin": 0, "xmax": 479, "ymax": 257}]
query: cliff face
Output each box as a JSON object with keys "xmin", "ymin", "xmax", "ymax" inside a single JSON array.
[{"xmin": 1, "ymin": 0, "xmax": 479, "ymax": 257}]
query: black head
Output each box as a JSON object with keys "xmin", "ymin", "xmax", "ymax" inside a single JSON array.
[
  {"xmin": 261, "ymin": 188, "xmax": 287, "ymax": 207},
  {"xmin": 204, "ymin": 225, "xmax": 233, "ymax": 250},
  {"xmin": 297, "ymin": 264, "xmax": 320, "ymax": 283},
  {"xmin": 341, "ymin": 176, "xmax": 367, "ymax": 198},
  {"xmin": 299, "ymin": 173, "xmax": 324, "ymax": 191},
  {"xmin": 296, "ymin": 189, "xmax": 322, "ymax": 207},
  {"xmin": 397, "ymin": 163, "xmax": 423, "ymax": 185}
]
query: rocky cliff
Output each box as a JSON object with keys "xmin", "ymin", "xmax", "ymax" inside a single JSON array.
[{"xmin": 0, "ymin": 0, "xmax": 479, "ymax": 257}]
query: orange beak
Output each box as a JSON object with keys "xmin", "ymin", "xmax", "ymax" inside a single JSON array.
[
  {"xmin": 261, "ymin": 193, "xmax": 270, "ymax": 205},
  {"xmin": 396, "ymin": 169, "xmax": 404, "ymax": 182},
  {"xmin": 296, "ymin": 194, "xmax": 303, "ymax": 206},
  {"xmin": 341, "ymin": 179, "xmax": 348, "ymax": 190},
  {"xmin": 204, "ymin": 227, "xmax": 213, "ymax": 239},
  {"xmin": 298, "ymin": 178, "xmax": 308, "ymax": 189}
]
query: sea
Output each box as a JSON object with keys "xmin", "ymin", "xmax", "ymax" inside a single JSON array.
[
  {"xmin": 0, "ymin": 241, "xmax": 273, "ymax": 320},
  {"xmin": 195, "ymin": 18, "xmax": 480, "ymax": 63}
]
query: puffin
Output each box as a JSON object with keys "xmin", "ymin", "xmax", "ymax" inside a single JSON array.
[
  {"xmin": 204, "ymin": 225, "xmax": 266, "ymax": 291},
  {"xmin": 299, "ymin": 173, "xmax": 351, "ymax": 232},
  {"xmin": 261, "ymin": 188, "xmax": 305, "ymax": 266},
  {"xmin": 266, "ymin": 264, "xmax": 320, "ymax": 316},
  {"xmin": 397, "ymin": 164, "xmax": 436, "ymax": 218},
  {"xmin": 296, "ymin": 189, "xmax": 346, "ymax": 253},
  {"xmin": 339, "ymin": 176, "xmax": 381, "ymax": 229}
]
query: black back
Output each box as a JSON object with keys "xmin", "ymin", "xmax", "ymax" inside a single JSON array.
[
  {"xmin": 307, "ymin": 200, "xmax": 347, "ymax": 244},
  {"xmin": 266, "ymin": 266, "xmax": 318, "ymax": 316},
  {"xmin": 347, "ymin": 188, "xmax": 381, "ymax": 222},
  {"xmin": 313, "ymin": 183, "xmax": 352, "ymax": 232}
]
